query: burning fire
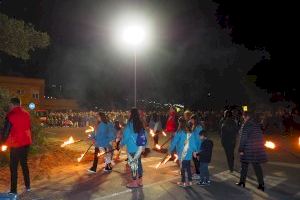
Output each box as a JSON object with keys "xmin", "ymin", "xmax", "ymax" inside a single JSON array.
[
  {"xmin": 173, "ymin": 154, "xmax": 178, "ymax": 162},
  {"xmin": 155, "ymin": 144, "xmax": 161, "ymax": 150},
  {"xmin": 150, "ymin": 129, "xmax": 155, "ymax": 137},
  {"xmin": 298, "ymin": 137, "xmax": 300, "ymax": 146},
  {"xmin": 163, "ymin": 155, "xmax": 172, "ymax": 165},
  {"xmin": 77, "ymin": 154, "xmax": 84, "ymax": 162},
  {"xmin": 162, "ymin": 131, "xmax": 167, "ymax": 137},
  {"xmin": 85, "ymin": 126, "xmax": 94, "ymax": 133},
  {"xmin": 265, "ymin": 141, "xmax": 276, "ymax": 149},
  {"xmin": 1, "ymin": 145, "xmax": 8, "ymax": 152},
  {"xmin": 155, "ymin": 161, "xmax": 162, "ymax": 169},
  {"xmin": 61, "ymin": 136, "xmax": 75, "ymax": 147}
]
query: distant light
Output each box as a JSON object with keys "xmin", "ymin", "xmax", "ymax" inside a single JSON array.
[
  {"xmin": 242, "ymin": 106, "xmax": 248, "ymax": 112},
  {"xmin": 29, "ymin": 103, "xmax": 35, "ymax": 110}
]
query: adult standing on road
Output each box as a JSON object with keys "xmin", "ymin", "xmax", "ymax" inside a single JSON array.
[
  {"xmin": 236, "ymin": 111, "xmax": 267, "ymax": 191},
  {"xmin": 0, "ymin": 98, "xmax": 32, "ymax": 195},
  {"xmin": 220, "ymin": 110, "xmax": 239, "ymax": 172}
]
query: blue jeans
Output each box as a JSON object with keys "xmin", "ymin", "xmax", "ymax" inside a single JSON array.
[
  {"xmin": 129, "ymin": 153, "xmax": 143, "ymax": 179},
  {"xmin": 181, "ymin": 160, "xmax": 192, "ymax": 182},
  {"xmin": 199, "ymin": 162, "xmax": 209, "ymax": 182}
]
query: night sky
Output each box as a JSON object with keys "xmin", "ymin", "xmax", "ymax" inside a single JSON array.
[{"xmin": 0, "ymin": 0, "xmax": 295, "ymax": 109}]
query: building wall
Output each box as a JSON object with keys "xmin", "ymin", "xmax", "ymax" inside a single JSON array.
[
  {"xmin": 0, "ymin": 76, "xmax": 79, "ymax": 111},
  {"xmin": 0, "ymin": 76, "xmax": 45, "ymax": 109}
]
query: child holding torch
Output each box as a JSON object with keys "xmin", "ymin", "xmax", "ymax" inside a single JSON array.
[
  {"xmin": 88, "ymin": 112, "xmax": 115, "ymax": 173},
  {"xmin": 169, "ymin": 121, "xmax": 197, "ymax": 187}
]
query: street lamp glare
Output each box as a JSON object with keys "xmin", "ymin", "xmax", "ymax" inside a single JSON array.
[{"xmin": 121, "ymin": 24, "xmax": 147, "ymax": 48}]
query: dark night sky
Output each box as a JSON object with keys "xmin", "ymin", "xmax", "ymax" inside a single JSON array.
[{"xmin": 0, "ymin": 0, "xmax": 270, "ymax": 109}]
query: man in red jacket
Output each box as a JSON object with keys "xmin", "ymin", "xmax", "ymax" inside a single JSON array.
[{"xmin": 0, "ymin": 98, "xmax": 32, "ymax": 195}]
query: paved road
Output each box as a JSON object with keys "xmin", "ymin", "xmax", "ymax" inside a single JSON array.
[{"xmin": 18, "ymin": 128, "xmax": 300, "ymax": 200}]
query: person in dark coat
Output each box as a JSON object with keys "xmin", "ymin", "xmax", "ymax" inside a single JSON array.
[
  {"xmin": 236, "ymin": 111, "xmax": 267, "ymax": 191},
  {"xmin": 220, "ymin": 110, "xmax": 239, "ymax": 172}
]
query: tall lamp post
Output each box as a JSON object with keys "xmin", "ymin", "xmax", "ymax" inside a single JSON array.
[{"xmin": 121, "ymin": 24, "xmax": 147, "ymax": 107}]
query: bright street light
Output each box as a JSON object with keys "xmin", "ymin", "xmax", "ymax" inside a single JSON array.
[{"xmin": 118, "ymin": 19, "xmax": 150, "ymax": 107}]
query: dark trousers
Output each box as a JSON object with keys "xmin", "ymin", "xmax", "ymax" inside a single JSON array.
[
  {"xmin": 193, "ymin": 157, "xmax": 200, "ymax": 174},
  {"xmin": 199, "ymin": 162, "xmax": 209, "ymax": 182},
  {"xmin": 223, "ymin": 144, "xmax": 235, "ymax": 172},
  {"xmin": 240, "ymin": 162, "xmax": 264, "ymax": 185},
  {"xmin": 91, "ymin": 147, "xmax": 100, "ymax": 171},
  {"xmin": 181, "ymin": 160, "xmax": 192, "ymax": 182},
  {"xmin": 10, "ymin": 145, "xmax": 30, "ymax": 193}
]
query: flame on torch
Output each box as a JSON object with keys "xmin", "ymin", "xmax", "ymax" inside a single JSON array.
[
  {"xmin": 61, "ymin": 136, "xmax": 75, "ymax": 147},
  {"xmin": 77, "ymin": 154, "xmax": 84, "ymax": 162},
  {"xmin": 150, "ymin": 129, "xmax": 155, "ymax": 137},
  {"xmin": 163, "ymin": 155, "xmax": 172, "ymax": 165},
  {"xmin": 265, "ymin": 141, "xmax": 276, "ymax": 149},
  {"xmin": 85, "ymin": 126, "xmax": 94, "ymax": 133},
  {"xmin": 173, "ymin": 154, "xmax": 178, "ymax": 162},
  {"xmin": 1, "ymin": 145, "xmax": 8, "ymax": 152},
  {"xmin": 155, "ymin": 144, "xmax": 161, "ymax": 150},
  {"xmin": 155, "ymin": 161, "xmax": 162, "ymax": 169},
  {"xmin": 162, "ymin": 131, "xmax": 167, "ymax": 137}
]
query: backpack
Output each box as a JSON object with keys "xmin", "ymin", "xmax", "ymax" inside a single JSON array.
[{"xmin": 136, "ymin": 128, "xmax": 147, "ymax": 146}]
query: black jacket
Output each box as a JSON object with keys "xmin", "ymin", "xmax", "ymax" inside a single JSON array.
[{"xmin": 198, "ymin": 139, "xmax": 213, "ymax": 163}]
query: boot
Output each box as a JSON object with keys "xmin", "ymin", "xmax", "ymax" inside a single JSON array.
[
  {"xmin": 138, "ymin": 177, "xmax": 143, "ymax": 187},
  {"xmin": 126, "ymin": 179, "xmax": 140, "ymax": 188},
  {"xmin": 236, "ymin": 182, "xmax": 245, "ymax": 188},
  {"xmin": 257, "ymin": 184, "xmax": 265, "ymax": 192}
]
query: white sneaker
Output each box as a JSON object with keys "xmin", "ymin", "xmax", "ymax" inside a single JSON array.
[
  {"xmin": 192, "ymin": 174, "xmax": 200, "ymax": 180},
  {"xmin": 87, "ymin": 169, "xmax": 96, "ymax": 174}
]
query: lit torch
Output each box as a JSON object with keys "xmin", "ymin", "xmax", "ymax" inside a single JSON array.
[
  {"xmin": 162, "ymin": 131, "xmax": 167, "ymax": 137},
  {"xmin": 150, "ymin": 129, "xmax": 155, "ymax": 137},
  {"xmin": 173, "ymin": 154, "xmax": 178, "ymax": 162},
  {"xmin": 61, "ymin": 136, "xmax": 75, "ymax": 147},
  {"xmin": 85, "ymin": 126, "xmax": 94, "ymax": 133},
  {"xmin": 155, "ymin": 144, "xmax": 161, "ymax": 150},
  {"xmin": 77, "ymin": 154, "xmax": 85, "ymax": 162},
  {"xmin": 1, "ymin": 145, "xmax": 8, "ymax": 152},
  {"xmin": 265, "ymin": 141, "xmax": 276, "ymax": 149},
  {"xmin": 163, "ymin": 155, "xmax": 172, "ymax": 165}
]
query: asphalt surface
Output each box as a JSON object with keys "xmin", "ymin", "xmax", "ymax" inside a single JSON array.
[{"xmin": 14, "ymin": 128, "xmax": 300, "ymax": 200}]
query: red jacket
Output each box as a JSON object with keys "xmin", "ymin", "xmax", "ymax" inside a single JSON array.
[
  {"xmin": 5, "ymin": 107, "xmax": 32, "ymax": 148},
  {"xmin": 165, "ymin": 112, "xmax": 177, "ymax": 133}
]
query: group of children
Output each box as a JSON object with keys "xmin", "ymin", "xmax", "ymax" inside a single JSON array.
[
  {"xmin": 87, "ymin": 108, "xmax": 213, "ymax": 188},
  {"xmin": 168, "ymin": 113, "xmax": 213, "ymax": 187}
]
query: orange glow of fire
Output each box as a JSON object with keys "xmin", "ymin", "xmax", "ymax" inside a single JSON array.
[
  {"xmin": 298, "ymin": 137, "xmax": 300, "ymax": 146},
  {"xmin": 265, "ymin": 141, "xmax": 276, "ymax": 149},
  {"xmin": 162, "ymin": 131, "xmax": 167, "ymax": 137},
  {"xmin": 155, "ymin": 144, "xmax": 161, "ymax": 150},
  {"xmin": 163, "ymin": 155, "xmax": 172, "ymax": 165},
  {"xmin": 173, "ymin": 154, "xmax": 178, "ymax": 162},
  {"xmin": 1, "ymin": 145, "xmax": 8, "ymax": 152},
  {"xmin": 77, "ymin": 154, "xmax": 84, "ymax": 162},
  {"xmin": 61, "ymin": 136, "xmax": 75, "ymax": 147},
  {"xmin": 155, "ymin": 161, "xmax": 162, "ymax": 169},
  {"xmin": 150, "ymin": 129, "xmax": 155, "ymax": 137},
  {"xmin": 85, "ymin": 126, "xmax": 94, "ymax": 133}
]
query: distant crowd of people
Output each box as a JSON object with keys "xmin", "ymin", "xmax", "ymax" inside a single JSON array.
[{"xmin": 39, "ymin": 107, "xmax": 300, "ymax": 135}]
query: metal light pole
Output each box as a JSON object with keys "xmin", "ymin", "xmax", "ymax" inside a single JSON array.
[{"xmin": 134, "ymin": 50, "xmax": 137, "ymax": 107}]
